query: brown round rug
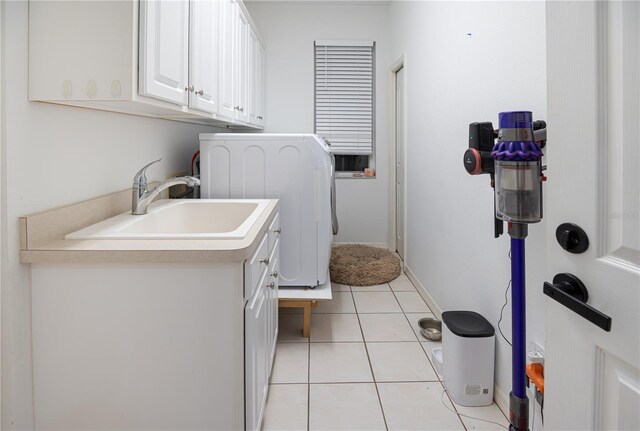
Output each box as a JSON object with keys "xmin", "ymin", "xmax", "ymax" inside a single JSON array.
[{"xmin": 330, "ymin": 244, "xmax": 401, "ymax": 286}]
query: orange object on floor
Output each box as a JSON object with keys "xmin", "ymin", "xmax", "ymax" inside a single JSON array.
[{"xmin": 526, "ymin": 363, "xmax": 544, "ymax": 395}]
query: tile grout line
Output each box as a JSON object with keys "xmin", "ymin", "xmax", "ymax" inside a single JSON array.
[
  {"xmin": 397, "ymin": 276, "xmax": 477, "ymax": 431},
  {"xmin": 307, "ymin": 333, "xmax": 311, "ymax": 431},
  {"xmin": 351, "ymin": 284, "xmax": 391, "ymax": 431},
  {"xmin": 444, "ymin": 386, "xmax": 470, "ymax": 431},
  {"xmin": 271, "ymin": 278, "xmax": 489, "ymax": 431},
  {"xmin": 301, "ymin": 277, "xmax": 500, "ymax": 430},
  {"xmin": 300, "ymin": 379, "xmax": 443, "ymax": 385},
  {"xmin": 394, "ymin": 277, "xmax": 471, "ymax": 430},
  {"xmin": 390, "ymin": 284, "xmax": 443, "ymax": 381}
]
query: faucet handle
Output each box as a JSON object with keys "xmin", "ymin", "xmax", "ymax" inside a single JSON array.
[{"xmin": 133, "ymin": 158, "xmax": 162, "ymax": 189}]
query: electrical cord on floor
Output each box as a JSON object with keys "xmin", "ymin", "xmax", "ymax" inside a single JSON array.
[
  {"xmin": 440, "ymin": 389, "xmax": 509, "ymax": 430},
  {"xmin": 498, "ymin": 249, "xmax": 513, "ymax": 347}
]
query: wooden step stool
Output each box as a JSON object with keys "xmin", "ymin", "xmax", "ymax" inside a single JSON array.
[
  {"xmin": 277, "ymin": 280, "xmax": 332, "ymax": 338},
  {"xmin": 278, "ymin": 300, "xmax": 318, "ymax": 338}
]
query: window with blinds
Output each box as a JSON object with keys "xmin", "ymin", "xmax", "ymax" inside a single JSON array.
[{"xmin": 314, "ymin": 40, "xmax": 375, "ymax": 171}]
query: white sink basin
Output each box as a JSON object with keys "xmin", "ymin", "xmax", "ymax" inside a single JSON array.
[{"xmin": 66, "ymin": 199, "xmax": 271, "ymax": 240}]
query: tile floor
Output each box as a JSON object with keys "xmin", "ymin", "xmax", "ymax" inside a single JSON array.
[{"xmin": 262, "ymin": 273, "xmax": 510, "ymax": 431}]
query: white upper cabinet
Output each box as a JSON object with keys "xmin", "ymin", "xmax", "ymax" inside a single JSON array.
[
  {"xmin": 29, "ymin": 0, "xmax": 265, "ymax": 129},
  {"xmin": 189, "ymin": 0, "xmax": 221, "ymax": 114},
  {"xmin": 141, "ymin": 0, "xmax": 220, "ymax": 114},
  {"xmin": 139, "ymin": 0, "xmax": 189, "ymax": 106}
]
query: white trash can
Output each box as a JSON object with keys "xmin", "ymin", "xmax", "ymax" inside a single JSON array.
[{"xmin": 442, "ymin": 310, "xmax": 495, "ymax": 407}]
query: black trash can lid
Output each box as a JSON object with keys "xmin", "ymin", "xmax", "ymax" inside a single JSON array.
[{"xmin": 442, "ymin": 311, "xmax": 495, "ymax": 338}]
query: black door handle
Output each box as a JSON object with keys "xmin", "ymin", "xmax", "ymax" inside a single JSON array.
[{"xmin": 543, "ymin": 273, "xmax": 612, "ymax": 332}]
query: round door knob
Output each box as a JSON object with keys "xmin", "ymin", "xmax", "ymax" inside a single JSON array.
[
  {"xmin": 267, "ymin": 282, "xmax": 275, "ymax": 289},
  {"xmin": 274, "ymin": 228, "xmax": 281, "ymax": 234},
  {"xmin": 195, "ymin": 89, "xmax": 204, "ymax": 96},
  {"xmin": 270, "ymin": 271, "xmax": 278, "ymax": 278},
  {"xmin": 260, "ymin": 257, "xmax": 269, "ymax": 265},
  {"xmin": 185, "ymin": 85, "xmax": 194, "ymax": 92}
]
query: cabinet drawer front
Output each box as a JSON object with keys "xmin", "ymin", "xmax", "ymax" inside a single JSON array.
[
  {"xmin": 245, "ymin": 234, "xmax": 268, "ymax": 300},
  {"xmin": 267, "ymin": 213, "xmax": 280, "ymax": 255}
]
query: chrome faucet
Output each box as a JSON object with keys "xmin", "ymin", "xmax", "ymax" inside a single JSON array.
[{"xmin": 132, "ymin": 158, "xmax": 200, "ymax": 215}]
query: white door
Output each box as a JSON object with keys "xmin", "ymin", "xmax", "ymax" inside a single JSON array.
[
  {"xmin": 139, "ymin": 0, "xmax": 189, "ymax": 106},
  {"xmin": 218, "ymin": 0, "xmax": 237, "ymax": 120},
  {"xmin": 395, "ymin": 67, "xmax": 406, "ymax": 260},
  {"xmin": 545, "ymin": 2, "xmax": 639, "ymax": 430},
  {"xmin": 189, "ymin": 0, "xmax": 220, "ymax": 114}
]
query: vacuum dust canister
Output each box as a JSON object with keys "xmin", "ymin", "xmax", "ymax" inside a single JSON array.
[{"xmin": 491, "ymin": 111, "xmax": 543, "ymax": 224}]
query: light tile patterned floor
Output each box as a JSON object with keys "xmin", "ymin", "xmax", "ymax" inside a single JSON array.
[{"xmin": 261, "ymin": 273, "xmax": 509, "ymax": 431}]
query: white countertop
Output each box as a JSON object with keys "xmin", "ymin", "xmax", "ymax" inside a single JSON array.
[{"xmin": 19, "ymin": 189, "xmax": 279, "ymax": 264}]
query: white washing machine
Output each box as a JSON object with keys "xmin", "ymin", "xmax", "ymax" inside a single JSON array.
[{"xmin": 199, "ymin": 133, "xmax": 337, "ymax": 288}]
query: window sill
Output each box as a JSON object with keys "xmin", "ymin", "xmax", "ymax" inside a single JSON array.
[{"xmin": 336, "ymin": 173, "xmax": 377, "ymax": 179}]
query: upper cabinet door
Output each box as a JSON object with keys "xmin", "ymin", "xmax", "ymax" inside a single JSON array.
[
  {"xmin": 139, "ymin": 0, "xmax": 189, "ymax": 106},
  {"xmin": 258, "ymin": 41, "xmax": 266, "ymax": 127},
  {"xmin": 218, "ymin": 0, "xmax": 237, "ymax": 120},
  {"xmin": 235, "ymin": 6, "xmax": 250, "ymax": 122},
  {"xmin": 189, "ymin": 0, "xmax": 220, "ymax": 114},
  {"xmin": 248, "ymin": 28, "xmax": 260, "ymax": 125}
]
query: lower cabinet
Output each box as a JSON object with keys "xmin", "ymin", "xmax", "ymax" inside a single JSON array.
[
  {"xmin": 244, "ymin": 234, "xmax": 279, "ymax": 431},
  {"xmin": 29, "ymin": 212, "xmax": 281, "ymax": 430}
]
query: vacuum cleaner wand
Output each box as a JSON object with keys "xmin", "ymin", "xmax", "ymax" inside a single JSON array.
[{"xmin": 463, "ymin": 111, "xmax": 547, "ymax": 431}]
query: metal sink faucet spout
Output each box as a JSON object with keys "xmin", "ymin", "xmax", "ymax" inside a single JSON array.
[{"xmin": 132, "ymin": 159, "xmax": 200, "ymax": 215}]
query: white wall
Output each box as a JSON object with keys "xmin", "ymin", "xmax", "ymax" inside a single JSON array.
[
  {"xmin": 389, "ymin": 0, "xmax": 547, "ymax": 406},
  {"xmin": 245, "ymin": 1, "xmax": 391, "ymax": 246},
  {"xmin": 0, "ymin": 3, "xmax": 225, "ymax": 427},
  {"xmin": 1, "ymin": 0, "xmax": 549, "ymax": 424}
]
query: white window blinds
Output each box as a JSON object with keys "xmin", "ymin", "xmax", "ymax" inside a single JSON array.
[{"xmin": 314, "ymin": 40, "xmax": 375, "ymax": 156}]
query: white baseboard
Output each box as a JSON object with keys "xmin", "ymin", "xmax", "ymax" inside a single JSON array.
[
  {"xmin": 333, "ymin": 242, "xmax": 389, "ymax": 249},
  {"xmin": 404, "ymin": 264, "xmax": 442, "ymax": 319},
  {"xmin": 493, "ymin": 384, "xmax": 510, "ymax": 420},
  {"xmin": 404, "ymin": 263, "xmax": 510, "ymax": 419}
]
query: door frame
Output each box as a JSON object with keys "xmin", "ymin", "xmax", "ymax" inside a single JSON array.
[{"xmin": 388, "ymin": 55, "xmax": 407, "ymax": 262}]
